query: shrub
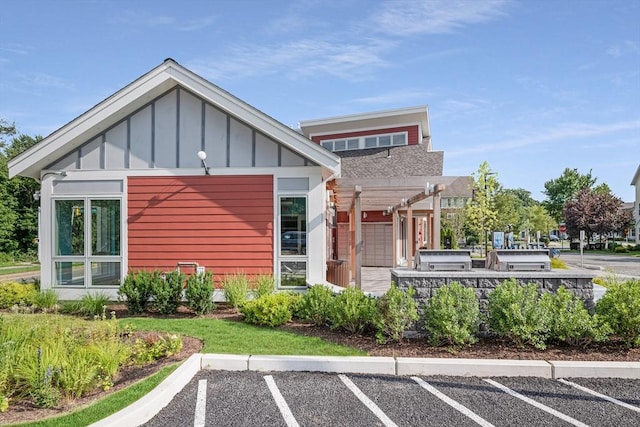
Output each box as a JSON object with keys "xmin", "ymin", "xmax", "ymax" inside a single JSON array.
[
  {"xmin": 614, "ymin": 245, "xmax": 628, "ymax": 253},
  {"xmin": 374, "ymin": 284, "xmax": 419, "ymax": 344},
  {"xmin": 487, "ymin": 278, "xmax": 551, "ymax": 349},
  {"xmin": 118, "ymin": 270, "xmax": 158, "ymax": 314},
  {"xmin": 297, "ymin": 284, "xmax": 335, "ymax": 326},
  {"xmin": 550, "ymin": 258, "xmax": 568, "ymax": 269},
  {"xmin": 130, "ymin": 333, "xmax": 183, "ymax": 365},
  {"xmin": 151, "ymin": 270, "xmax": 185, "ymax": 315},
  {"xmin": 63, "ymin": 291, "xmax": 112, "ymax": 318},
  {"xmin": 596, "ymin": 279, "xmax": 640, "ymax": 347},
  {"xmin": 241, "ymin": 293, "xmax": 302, "ymax": 327},
  {"xmin": 328, "ymin": 287, "xmax": 377, "ymax": 335},
  {"xmin": 0, "ymin": 282, "xmax": 38, "ymax": 308},
  {"xmin": 540, "ymin": 287, "xmax": 610, "ymax": 346},
  {"xmin": 252, "ymin": 274, "xmax": 275, "ymax": 299},
  {"xmin": 222, "ymin": 273, "xmax": 249, "ymax": 309},
  {"xmin": 34, "ymin": 289, "xmax": 59, "ymax": 311},
  {"xmin": 423, "ymin": 282, "xmax": 479, "ymax": 347},
  {"xmin": 185, "ymin": 271, "xmax": 216, "ymax": 315}
]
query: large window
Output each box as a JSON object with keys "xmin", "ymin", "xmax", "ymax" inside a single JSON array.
[
  {"xmin": 279, "ymin": 196, "xmax": 307, "ymax": 287},
  {"xmin": 53, "ymin": 198, "xmax": 122, "ymax": 287}
]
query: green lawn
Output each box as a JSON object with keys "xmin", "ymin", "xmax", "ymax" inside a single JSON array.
[
  {"xmin": 0, "ymin": 265, "xmax": 40, "ymax": 275},
  {"xmin": 122, "ymin": 317, "xmax": 365, "ymax": 356}
]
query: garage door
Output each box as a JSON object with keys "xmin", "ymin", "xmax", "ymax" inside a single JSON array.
[{"xmin": 363, "ymin": 223, "xmax": 393, "ymax": 267}]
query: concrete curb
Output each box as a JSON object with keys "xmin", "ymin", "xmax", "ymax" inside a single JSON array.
[
  {"xmin": 249, "ymin": 355, "xmax": 397, "ymax": 375},
  {"xmin": 396, "ymin": 358, "xmax": 553, "ymax": 377},
  {"xmin": 549, "ymin": 361, "xmax": 640, "ymax": 379},
  {"xmin": 90, "ymin": 353, "xmax": 203, "ymax": 427}
]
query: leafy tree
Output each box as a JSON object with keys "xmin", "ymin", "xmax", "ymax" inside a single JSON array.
[
  {"xmin": 464, "ymin": 162, "xmax": 499, "ymax": 252},
  {"xmin": 495, "ymin": 190, "xmax": 524, "ymax": 233},
  {"xmin": 563, "ymin": 188, "xmax": 631, "ymax": 243},
  {"xmin": 0, "ymin": 123, "xmax": 41, "ymax": 258},
  {"xmin": 525, "ymin": 205, "xmax": 557, "ymax": 239},
  {"xmin": 542, "ymin": 168, "xmax": 596, "ymax": 222}
]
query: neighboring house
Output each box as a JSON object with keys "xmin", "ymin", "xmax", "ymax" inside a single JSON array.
[
  {"xmin": 300, "ymin": 107, "xmax": 472, "ymax": 276},
  {"xmin": 8, "ymin": 59, "xmax": 340, "ymax": 299},
  {"xmin": 632, "ymin": 165, "xmax": 640, "ymax": 244}
]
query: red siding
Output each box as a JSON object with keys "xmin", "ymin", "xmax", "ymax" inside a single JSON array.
[
  {"xmin": 128, "ymin": 175, "xmax": 273, "ymax": 283},
  {"xmin": 337, "ymin": 210, "xmax": 391, "ymax": 224},
  {"xmin": 312, "ymin": 125, "xmax": 419, "ymax": 146}
]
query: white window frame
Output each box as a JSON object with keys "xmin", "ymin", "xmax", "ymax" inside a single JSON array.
[
  {"xmin": 320, "ymin": 131, "xmax": 408, "ymax": 152},
  {"xmin": 51, "ymin": 196, "xmax": 123, "ymax": 288},
  {"xmin": 277, "ymin": 194, "xmax": 308, "ymax": 289}
]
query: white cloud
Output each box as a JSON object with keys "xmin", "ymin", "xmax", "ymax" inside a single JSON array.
[
  {"xmin": 113, "ymin": 11, "xmax": 216, "ymax": 31},
  {"xmin": 447, "ymin": 119, "xmax": 640, "ymax": 158},
  {"xmin": 606, "ymin": 40, "xmax": 640, "ymax": 58},
  {"xmin": 0, "ymin": 43, "xmax": 32, "ymax": 55},
  {"xmin": 370, "ymin": 0, "xmax": 511, "ymax": 36},
  {"xmin": 351, "ymin": 89, "xmax": 433, "ymax": 105}
]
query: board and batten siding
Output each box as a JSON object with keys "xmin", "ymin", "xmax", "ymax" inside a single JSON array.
[
  {"xmin": 128, "ymin": 175, "xmax": 274, "ymax": 281},
  {"xmin": 310, "ymin": 125, "xmax": 420, "ymax": 145}
]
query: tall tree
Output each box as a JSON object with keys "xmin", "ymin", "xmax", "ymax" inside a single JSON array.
[
  {"xmin": 563, "ymin": 188, "xmax": 632, "ymax": 243},
  {"xmin": 542, "ymin": 168, "xmax": 596, "ymax": 222},
  {"xmin": 464, "ymin": 161, "xmax": 499, "ymax": 252}
]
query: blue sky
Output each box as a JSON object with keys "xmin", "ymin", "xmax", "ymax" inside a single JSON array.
[{"xmin": 1, "ymin": 0, "xmax": 638, "ymax": 202}]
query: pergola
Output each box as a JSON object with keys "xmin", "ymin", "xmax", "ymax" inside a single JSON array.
[{"xmin": 328, "ymin": 176, "xmax": 446, "ymax": 288}]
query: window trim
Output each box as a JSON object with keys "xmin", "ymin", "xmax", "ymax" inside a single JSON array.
[
  {"xmin": 277, "ymin": 194, "xmax": 308, "ymax": 289},
  {"xmin": 51, "ymin": 196, "xmax": 123, "ymax": 288},
  {"xmin": 320, "ymin": 131, "xmax": 408, "ymax": 152}
]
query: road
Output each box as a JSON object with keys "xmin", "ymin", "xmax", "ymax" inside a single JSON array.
[
  {"xmin": 144, "ymin": 371, "xmax": 640, "ymax": 427},
  {"xmin": 559, "ymin": 252, "xmax": 640, "ymax": 279}
]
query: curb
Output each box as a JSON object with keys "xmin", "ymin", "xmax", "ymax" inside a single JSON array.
[{"xmin": 95, "ymin": 354, "xmax": 640, "ymax": 426}]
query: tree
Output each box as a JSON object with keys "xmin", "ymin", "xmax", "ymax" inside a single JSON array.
[
  {"xmin": 526, "ymin": 205, "xmax": 557, "ymax": 240},
  {"xmin": 464, "ymin": 162, "xmax": 499, "ymax": 253},
  {"xmin": 0, "ymin": 124, "xmax": 41, "ymax": 257},
  {"xmin": 542, "ymin": 168, "xmax": 596, "ymax": 222},
  {"xmin": 495, "ymin": 190, "xmax": 525, "ymax": 233},
  {"xmin": 563, "ymin": 188, "xmax": 631, "ymax": 244}
]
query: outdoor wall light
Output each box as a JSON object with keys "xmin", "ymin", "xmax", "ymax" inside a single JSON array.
[{"xmin": 197, "ymin": 151, "xmax": 210, "ymax": 175}]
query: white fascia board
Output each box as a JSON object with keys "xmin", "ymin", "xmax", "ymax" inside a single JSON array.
[
  {"xmin": 308, "ymin": 121, "xmax": 421, "ymax": 139},
  {"xmin": 9, "ymin": 63, "xmax": 177, "ymax": 179},
  {"xmin": 165, "ymin": 65, "xmax": 341, "ymax": 174},
  {"xmin": 631, "ymin": 164, "xmax": 640, "ymax": 186}
]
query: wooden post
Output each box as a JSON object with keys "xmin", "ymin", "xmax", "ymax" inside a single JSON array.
[
  {"xmin": 354, "ymin": 185, "xmax": 362, "ymax": 289},
  {"xmin": 407, "ymin": 203, "xmax": 413, "ymax": 268}
]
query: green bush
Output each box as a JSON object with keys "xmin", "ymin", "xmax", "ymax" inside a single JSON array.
[
  {"xmin": 596, "ymin": 279, "xmax": 640, "ymax": 347},
  {"xmin": 241, "ymin": 293, "xmax": 302, "ymax": 327},
  {"xmin": 151, "ymin": 270, "xmax": 185, "ymax": 315},
  {"xmin": 374, "ymin": 284, "xmax": 418, "ymax": 344},
  {"xmin": 423, "ymin": 282, "xmax": 479, "ymax": 347},
  {"xmin": 252, "ymin": 274, "xmax": 275, "ymax": 299},
  {"xmin": 614, "ymin": 245, "xmax": 628, "ymax": 253},
  {"xmin": 222, "ymin": 273, "xmax": 249, "ymax": 309},
  {"xmin": 540, "ymin": 287, "xmax": 610, "ymax": 346},
  {"xmin": 328, "ymin": 287, "xmax": 377, "ymax": 335},
  {"xmin": 297, "ymin": 285, "xmax": 335, "ymax": 326},
  {"xmin": 118, "ymin": 270, "xmax": 158, "ymax": 314},
  {"xmin": 130, "ymin": 333, "xmax": 183, "ymax": 365},
  {"xmin": 0, "ymin": 282, "xmax": 38, "ymax": 308},
  {"xmin": 487, "ymin": 278, "xmax": 551, "ymax": 349},
  {"xmin": 60, "ymin": 292, "xmax": 112, "ymax": 318},
  {"xmin": 34, "ymin": 289, "xmax": 59, "ymax": 311},
  {"xmin": 185, "ymin": 271, "xmax": 216, "ymax": 315}
]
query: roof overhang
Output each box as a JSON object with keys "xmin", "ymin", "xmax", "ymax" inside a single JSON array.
[
  {"xmin": 299, "ymin": 105, "xmax": 430, "ymax": 140},
  {"xmin": 10, "ymin": 59, "xmax": 341, "ymax": 180},
  {"xmin": 631, "ymin": 164, "xmax": 640, "ymax": 186}
]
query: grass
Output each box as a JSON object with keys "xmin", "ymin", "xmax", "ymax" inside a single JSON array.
[
  {"xmin": 0, "ymin": 265, "xmax": 40, "ymax": 276},
  {"xmin": 10, "ymin": 364, "xmax": 178, "ymax": 427},
  {"xmin": 121, "ymin": 317, "xmax": 365, "ymax": 356}
]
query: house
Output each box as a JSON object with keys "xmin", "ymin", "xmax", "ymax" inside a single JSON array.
[
  {"xmin": 299, "ymin": 108, "xmax": 472, "ymax": 284},
  {"xmin": 632, "ymin": 164, "xmax": 640, "ymax": 244},
  {"xmin": 8, "ymin": 59, "xmax": 340, "ymax": 299}
]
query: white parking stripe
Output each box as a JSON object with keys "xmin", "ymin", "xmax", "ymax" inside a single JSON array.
[
  {"xmin": 412, "ymin": 377, "xmax": 496, "ymax": 427},
  {"xmin": 264, "ymin": 375, "xmax": 300, "ymax": 427},
  {"xmin": 339, "ymin": 374, "xmax": 399, "ymax": 427},
  {"xmin": 558, "ymin": 378, "xmax": 640, "ymax": 414},
  {"xmin": 484, "ymin": 379, "xmax": 590, "ymax": 427},
  {"xmin": 194, "ymin": 379, "xmax": 207, "ymax": 427}
]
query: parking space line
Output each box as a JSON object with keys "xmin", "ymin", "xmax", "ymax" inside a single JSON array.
[
  {"xmin": 558, "ymin": 379, "xmax": 640, "ymax": 414},
  {"xmin": 484, "ymin": 379, "xmax": 590, "ymax": 427},
  {"xmin": 412, "ymin": 377, "xmax": 495, "ymax": 427},
  {"xmin": 194, "ymin": 379, "xmax": 207, "ymax": 427},
  {"xmin": 338, "ymin": 374, "xmax": 399, "ymax": 427},
  {"xmin": 264, "ymin": 375, "xmax": 300, "ymax": 427}
]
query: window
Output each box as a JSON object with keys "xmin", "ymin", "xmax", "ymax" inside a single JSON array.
[
  {"xmin": 279, "ymin": 196, "xmax": 307, "ymax": 287},
  {"xmin": 320, "ymin": 132, "xmax": 408, "ymax": 152},
  {"xmin": 53, "ymin": 198, "xmax": 122, "ymax": 287}
]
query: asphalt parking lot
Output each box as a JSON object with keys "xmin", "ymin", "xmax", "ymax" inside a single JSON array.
[{"xmin": 144, "ymin": 371, "xmax": 640, "ymax": 427}]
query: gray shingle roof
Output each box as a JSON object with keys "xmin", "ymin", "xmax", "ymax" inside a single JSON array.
[{"xmin": 336, "ymin": 144, "xmax": 443, "ymax": 178}]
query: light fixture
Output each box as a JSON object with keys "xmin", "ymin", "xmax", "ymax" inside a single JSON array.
[{"xmin": 197, "ymin": 151, "xmax": 210, "ymax": 175}]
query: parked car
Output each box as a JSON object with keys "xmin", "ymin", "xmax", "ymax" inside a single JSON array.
[
  {"xmin": 281, "ymin": 231, "xmax": 306, "ymax": 255},
  {"xmin": 548, "ymin": 235, "xmax": 560, "ymax": 241}
]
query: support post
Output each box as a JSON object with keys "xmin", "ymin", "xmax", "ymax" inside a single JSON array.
[
  {"xmin": 407, "ymin": 203, "xmax": 413, "ymax": 269},
  {"xmin": 354, "ymin": 185, "xmax": 362, "ymax": 289}
]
